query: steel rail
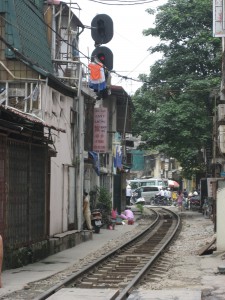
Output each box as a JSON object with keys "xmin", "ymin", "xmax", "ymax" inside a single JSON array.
[
  {"xmin": 33, "ymin": 208, "xmax": 160, "ymax": 300},
  {"xmin": 115, "ymin": 207, "xmax": 180, "ymax": 300}
]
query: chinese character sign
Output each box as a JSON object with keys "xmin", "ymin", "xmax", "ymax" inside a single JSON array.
[{"xmin": 93, "ymin": 107, "xmax": 108, "ymax": 152}]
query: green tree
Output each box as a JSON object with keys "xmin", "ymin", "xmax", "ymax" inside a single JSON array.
[{"xmin": 132, "ymin": 0, "xmax": 221, "ymax": 179}]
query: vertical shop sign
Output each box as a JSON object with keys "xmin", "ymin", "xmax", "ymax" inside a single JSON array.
[
  {"xmin": 213, "ymin": 0, "xmax": 225, "ymax": 37},
  {"xmin": 93, "ymin": 107, "xmax": 108, "ymax": 152}
]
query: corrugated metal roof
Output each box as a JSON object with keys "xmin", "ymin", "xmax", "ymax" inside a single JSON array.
[
  {"xmin": 111, "ymin": 85, "xmax": 134, "ymax": 107},
  {"xmin": 0, "ymin": 105, "xmax": 65, "ymax": 132},
  {"xmin": 111, "ymin": 85, "xmax": 129, "ymax": 96}
]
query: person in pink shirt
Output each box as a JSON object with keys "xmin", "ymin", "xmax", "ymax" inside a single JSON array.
[
  {"xmin": 177, "ymin": 190, "xmax": 184, "ymax": 212},
  {"xmin": 120, "ymin": 207, "xmax": 134, "ymax": 221}
]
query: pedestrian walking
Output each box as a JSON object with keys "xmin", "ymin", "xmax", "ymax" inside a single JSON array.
[
  {"xmin": 126, "ymin": 184, "xmax": 132, "ymax": 205},
  {"xmin": 111, "ymin": 208, "xmax": 117, "ymax": 229},
  {"xmin": 182, "ymin": 189, "xmax": 189, "ymax": 209},
  {"xmin": 177, "ymin": 190, "xmax": 183, "ymax": 212},
  {"xmin": 172, "ymin": 190, "xmax": 178, "ymax": 205}
]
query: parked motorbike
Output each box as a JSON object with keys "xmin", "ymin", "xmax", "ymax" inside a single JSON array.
[
  {"xmin": 130, "ymin": 196, "xmax": 146, "ymax": 206},
  {"xmin": 183, "ymin": 197, "xmax": 189, "ymax": 210},
  {"xmin": 202, "ymin": 198, "xmax": 213, "ymax": 218},
  {"xmin": 91, "ymin": 209, "xmax": 102, "ymax": 233},
  {"xmin": 189, "ymin": 195, "xmax": 200, "ymax": 211},
  {"xmin": 130, "ymin": 189, "xmax": 146, "ymax": 206}
]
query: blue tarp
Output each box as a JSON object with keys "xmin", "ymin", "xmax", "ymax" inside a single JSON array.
[
  {"xmin": 88, "ymin": 151, "xmax": 100, "ymax": 176},
  {"xmin": 114, "ymin": 145, "xmax": 122, "ymax": 169}
]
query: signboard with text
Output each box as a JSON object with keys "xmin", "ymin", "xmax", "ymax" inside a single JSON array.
[
  {"xmin": 213, "ymin": 0, "xmax": 225, "ymax": 37},
  {"xmin": 93, "ymin": 107, "xmax": 108, "ymax": 153}
]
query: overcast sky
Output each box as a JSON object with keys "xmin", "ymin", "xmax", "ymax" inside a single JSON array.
[{"xmin": 68, "ymin": 0, "xmax": 167, "ymax": 95}]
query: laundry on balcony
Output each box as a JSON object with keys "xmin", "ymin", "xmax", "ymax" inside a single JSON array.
[{"xmin": 88, "ymin": 61, "xmax": 106, "ymax": 92}]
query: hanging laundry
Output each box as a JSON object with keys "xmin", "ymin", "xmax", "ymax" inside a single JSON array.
[
  {"xmin": 88, "ymin": 62, "xmax": 102, "ymax": 81},
  {"xmin": 88, "ymin": 62, "xmax": 106, "ymax": 92}
]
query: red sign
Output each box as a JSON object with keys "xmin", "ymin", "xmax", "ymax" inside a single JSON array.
[{"xmin": 93, "ymin": 107, "xmax": 108, "ymax": 152}]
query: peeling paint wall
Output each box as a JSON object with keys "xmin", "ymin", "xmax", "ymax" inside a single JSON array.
[{"xmin": 217, "ymin": 180, "xmax": 225, "ymax": 251}]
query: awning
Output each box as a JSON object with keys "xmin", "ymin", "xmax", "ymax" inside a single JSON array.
[
  {"xmin": 0, "ymin": 105, "xmax": 65, "ymax": 132},
  {"xmin": 168, "ymin": 180, "xmax": 179, "ymax": 188}
]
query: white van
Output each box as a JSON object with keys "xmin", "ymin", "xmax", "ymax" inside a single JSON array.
[
  {"xmin": 131, "ymin": 185, "xmax": 161, "ymax": 204},
  {"xmin": 128, "ymin": 178, "xmax": 168, "ymax": 193},
  {"xmin": 139, "ymin": 178, "xmax": 168, "ymax": 189}
]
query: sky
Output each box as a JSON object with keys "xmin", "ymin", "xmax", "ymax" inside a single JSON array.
[{"xmin": 67, "ymin": 0, "xmax": 167, "ymax": 95}]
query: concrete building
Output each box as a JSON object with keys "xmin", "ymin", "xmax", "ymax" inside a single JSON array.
[
  {"xmin": 0, "ymin": 0, "xmax": 133, "ymax": 268},
  {"xmin": 210, "ymin": 0, "xmax": 225, "ymax": 250}
]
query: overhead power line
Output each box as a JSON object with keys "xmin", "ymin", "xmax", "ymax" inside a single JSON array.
[
  {"xmin": 1, "ymin": 1, "xmax": 221, "ymax": 93},
  {"xmin": 86, "ymin": 0, "xmax": 158, "ymax": 5}
]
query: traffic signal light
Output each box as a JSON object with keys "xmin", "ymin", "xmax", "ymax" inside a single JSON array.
[
  {"xmin": 91, "ymin": 14, "xmax": 113, "ymax": 45},
  {"xmin": 91, "ymin": 46, "xmax": 113, "ymax": 71}
]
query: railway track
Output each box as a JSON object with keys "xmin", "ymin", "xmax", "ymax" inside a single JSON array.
[
  {"xmin": 2, "ymin": 207, "xmax": 180, "ymax": 300},
  {"xmin": 32, "ymin": 207, "xmax": 180, "ymax": 300}
]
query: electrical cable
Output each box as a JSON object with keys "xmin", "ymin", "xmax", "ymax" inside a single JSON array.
[
  {"xmin": 115, "ymin": 53, "xmax": 150, "ymax": 85},
  {"xmin": 86, "ymin": 0, "xmax": 158, "ymax": 5},
  {"xmin": 0, "ymin": 30, "xmax": 220, "ymax": 91},
  {"xmin": 3, "ymin": 0, "xmax": 155, "ymax": 84},
  {"xmin": 87, "ymin": 0, "xmax": 156, "ymax": 2},
  {"xmin": 0, "ymin": 13, "xmax": 147, "ymax": 86},
  {"xmin": 20, "ymin": 0, "xmax": 88, "ymax": 58},
  {"xmin": 1, "ymin": 2, "xmax": 221, "ymax": 92}
]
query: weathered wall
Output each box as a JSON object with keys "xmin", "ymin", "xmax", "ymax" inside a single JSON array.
[{"xmin": 217, "ymin": 180, "xmax": 225, "ymax": 251}]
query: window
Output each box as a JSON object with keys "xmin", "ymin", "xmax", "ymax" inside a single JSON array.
[
  {"xmin": 141, "ymin": 181, "xmax": 156, "ymax": 186},
  {"xmin": 149, "ymin": 187, "xmax": 159, "ymax": 191},
  {"xmin": 142, "ymin": 187, "xmax": 159, "ymax": 192}
]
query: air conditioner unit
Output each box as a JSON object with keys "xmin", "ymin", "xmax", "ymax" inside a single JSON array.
[
  {"xmin": 218, "ymin": 104, "xmax": 225, "ymax": 121},
  {"xmin": 218, "ymin": 125, "xmax": 225, "ymax": 153}
]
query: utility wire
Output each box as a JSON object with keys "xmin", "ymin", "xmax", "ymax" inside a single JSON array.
[
  {"xmin": 5, "ymin": 0, "xmax": 155, "ymax": 83},
  {"xmin": 0, "ymin": 29, "xmax": 220, "ymax": 91},
  {"xmin": 115, "ymin": 53, "xmax": 150, "ymax": 84},
  {"xmin": 0, "ymin": 30, "xmax": 220, "ymax": 92},
  {"xmin": 1, "ymin": 2, "xmax": 221, "ymax": 91},
  {"xmin": 86, "ymin": 0, "xmax": 156, "ymax": 2},
  {"xmin": 86, "ymin": 0, "xmax": 158, "ymax": 5},
  {"xmin": 0, "ymin": 10, "xmax": 148, "ymax": 85}
]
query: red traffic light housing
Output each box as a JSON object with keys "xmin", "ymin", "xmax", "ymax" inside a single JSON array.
[{"xmin": 91, "ymin": 46, "xmax": 113, "ymax": 71}]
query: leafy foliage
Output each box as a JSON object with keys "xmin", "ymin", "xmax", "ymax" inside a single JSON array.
[
  {"xmin": 132, "ymin": 0, "xmax": 221, "ymax": 179},
  {"xmin": 136, "ymin": 203, "xmax": 144, "ymax": 214},
  {"xmin": 96, "ymin": 186, "xmax": 111, "ymax": 210},
  {"xmin": 96, "ymin": 186, "xmax": 112, "ymax": 226}
]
